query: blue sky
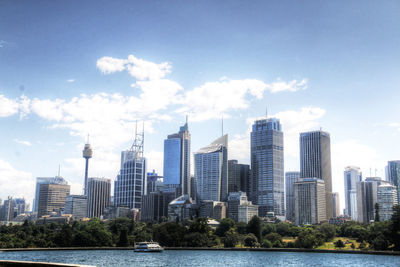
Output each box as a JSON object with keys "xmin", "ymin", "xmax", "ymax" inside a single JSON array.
[{"xmin": 1, "ymin": 0, "xmax": 400, "ymax": 211}]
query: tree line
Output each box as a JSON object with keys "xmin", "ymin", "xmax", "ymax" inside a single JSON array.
[{"xmin": 0, "ymin": 205, "xmax": 399, "ymax": 251}]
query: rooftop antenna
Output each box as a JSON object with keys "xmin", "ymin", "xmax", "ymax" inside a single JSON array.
[
  {"xmin": 86, "ymin": 134, "xmax": 90, "ymax": 144},
  {"xmin": 58, "ymin": 164, "xmax": 61, "ymax": 177},
  {"xmin": 130, "ymin": 120, "xmax": 144, "ymax": 158}
]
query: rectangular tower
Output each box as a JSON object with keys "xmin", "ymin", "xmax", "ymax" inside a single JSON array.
[
  {"xmin": 37, "ymin": 183, "xmax": 70, "ymax": 217},
  {"xmin": 344, "ymin": 166, "xmax": 362, "ymax": 219},
  {"xmin": 285, "ymin": 171, "xmax": 300, "ymax": 222},
  {"xmin": 250, "ymin": 118, "xmax": 284, "ymax": 217},
  {"xmin": 387, "ymin": 160, "xmax": 400, "ymax": 204},
  {"xmin": 228, "ymin": 160, "xmax": 250, "ymax": 195},
  {"xmin": 300, "ymin": 130, "xmax": 332, "ymax": 220},
  {"xmin": 87, "ymin": 177, "xmax": 111, "ymax": 218}
]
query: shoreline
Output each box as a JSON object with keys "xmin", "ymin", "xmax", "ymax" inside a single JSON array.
[{"xmin": 0, "ymin": 247, "xmax": 399, "ymax": 256}]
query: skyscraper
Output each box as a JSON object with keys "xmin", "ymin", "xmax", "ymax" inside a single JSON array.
[
  {"xmin": 82, "ymin": 139, "xmax": 93, "ymax": 196},
  {"xmin": 377, "ymin": 184, "xmax": 398, "ymax": 221},
  {"xmin": 387, "ymin": 160, "xmax": 400, "ymax": 204},
  {"xmin": 65, "ymin": 195, "xmax": 88, "ymax": 219},
  {"xmin": 228, "ymin": 160, "xmax": 250, "ymax": 195},
  {"xmin": 114, "ymin": 127, "xmax": 146, "ymax": 210},
  {"xmin": 344, "ymin": 166, "xmax": 362, "ymax": 220},
  {"xmin": 357, "ymin": 177, "xmax": 389, "ymax": 223},
  {"xmin": 285, "ymin": 171, "xmax": 300, "ymax": 222},
  {"xmin": 300, "ymin": 130, "xmax": 332, "ymax": 220},
  {"xmin": 194, "ymin": 134, "xmax": 228, "ymax": 202},
  {"xmin": 37, "ymin": 183, "xmax": 70, "ymax": 217},
  {"xmin": 33, "ymin": 176, "xmax": 68, "ymax": 213},
  {"xmin": 294, "ymin": 178, "xmax": 326, "ymax": 225},
  {"xmin": 163, "ymin": 121, "xmax": 191, "ymax": 196},
  {"xmin": 250, "ymin": 118, "xmax": 284, "ymax": 217},
  {"xmin": 332, "ymin": 192, "xmax": 340, "ymax": 218},
  {"xmin": 87, "ymin": 177, "xmax": 111, "ymax": 218}
]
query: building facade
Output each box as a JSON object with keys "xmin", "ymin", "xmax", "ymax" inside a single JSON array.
[
  {"xmin": 141, "ymin": 191, "xmax": 176, "ymax": 222},
  {"xmin": 294, "ymin": 178, "xmax": 326, "ymax": 225},
  {"xmin": 357, "ymin": 177, "xmax": 389, "ymax": 223},
  {"xmin": 64, "ymin": 195, "xmax": 87, "ymax": 219},
  {"xmin": 344, "ymin": 166, "xmax": 362, "ymax": 220},
  {"xmin": 146, "ymin": 170, "xmax": 163, "ymax": 194},
  {"xmin": 285, "ymin": 171, "xmax": 300, "ymax": 222},
  {"xmin": 33, "ymin": 176, "xmax": 68, "ymax": 213},
  {"xmin": 199, "ymin": 200, "xmax": 227, "ymax": 221},
  {"xmin": 37, "ymin": 183, "xmax": 70, "ymax": 217},
  {"xmin": 228, "ymin": 160, "xmax": 250, "ymax": 196},
  {"xmin": 387, "ymin": 160, "xmax": 400, "ymax": 204},
  {"xmin": 377, "ymin": 184, "xmax": 398, "ymax": 221},
  {"xmin": 87, "ymin": 177, "xmax": 111, "ymax": 218},
  {"xmin": 332, "ymin": 192, "xmax": 340, "ymax": 218},
  {"xmin": 238, "ymin": 202, "xmax": 259, "ymax": 223},
  {"xmin": 300, "ymin": 130, "xmax": 332, "ymax": 220},
  {"xmin": 163, "ymin": 122, "xmax": 191, "ymax": 196},
  {"xmin": 250, "ymin": 118, "xmax": 284, "ymax": 217},
  {"xmin": 194, "ymin": 135, "xmax": 228, "ymax": 202}
]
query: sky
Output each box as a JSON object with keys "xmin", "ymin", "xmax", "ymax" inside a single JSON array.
[{"xmin": 1, "ymin": 0, "xmax": 400, "ymax": 211}]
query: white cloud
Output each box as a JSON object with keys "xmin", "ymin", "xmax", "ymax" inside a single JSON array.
[
  {"xmin": 14, "ymin": 139, "xmax": 32, "ymax": 146},
  {"xmin": 67, "ymin": 79, "xmax": 75, "ymax": 83},
  {"xmin": 177, "ymin": 79, "xmax": 308, "ymax": 121},
  {"xmin": 0, "ymin": 95, "xmax": 19, "ymax": 117},
  {"xmin": 0, "ymin": 159, "xmax": 34, "ymax": 204},
  {"xmin": 97, "ymin": 55, "xmax": 171, "ymax": 81}
]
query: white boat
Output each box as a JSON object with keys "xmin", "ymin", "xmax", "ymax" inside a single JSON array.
[{"xmin": 134, "ymin": 241, "xmax": 164, "ymax": 252}]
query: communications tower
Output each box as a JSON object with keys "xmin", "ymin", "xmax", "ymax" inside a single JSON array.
[{"xmin": 82, "ymin": 135, "xmax": 93, "ymax": 195}]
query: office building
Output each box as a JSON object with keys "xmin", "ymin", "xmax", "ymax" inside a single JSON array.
[
  {"xmin": 146, "ymin": 170, "xmax": 163, "ymax": 194},
  {"xmin": 163, "ymin": 121, "xmax": 191, "ymax": 196},
  {"xmin": 65, "ymin": 195, "xmax": 87, "ymax": 219},
  {"xmin": 37, "ymin": 183, "xmax": 70, "ymax": 217},
  {"xmin": 294, "ymin": 178, "xmax": 326, "ymax": 225},
  {"xmin": 2, "ymin": 197, "xmax": 15, "ymax": 221},
  {"xmin": 14, "ymin": 198, "xmax": 26, "ymax": 216},
  {"xmin": 87, "ymin": 177, "xmax": 111, "ymax": 218},
  {"xmin": 250, "ymin": 118, "xmax": 284, "ymax": 217},
  {"xmin": 168, "ymin": 195, "xmax": 195, "ymax": 222},
  {"xmin": 387, "ymin": 161, "xmax": 400, "ymax": 204},
  {"xmin": 228, "ymin": 160, "xmax": 250, "ymax": 195},
  {"xmin": 199, "ymin": 200, "xmax": 227, "ymax": 221},
  {"xmin": 33, "ymin": 176, "xmax": 68, "ymax": 212},
  {"xmin": 141, "ymin": 191, "xmax": 176, "ymax": 222},
  {"xmin": 82, "ymin": 140, "xmax": 93, "ymax": 195},
  {"xmin": 344, "ymin": 166, "xmax": 362, "ymax": 220},
  {"xmin": 285, "ymin": 171, "xmax": 300, "ymax": 222},
  {"xmin": 238, "ymin": 202, "xmax": 259, "ymax": 223},
  {"xmin": 300, "ymin": 130, "xmax": 332, "ymax": 220},
  {"xmin": 194, "ymin": 135, "xmax": 228, "ymax": 202},
  {"xmin": 114, "ymin": 129, "xmax": 146, "ymax": 210},
  {"xmin": 378, "ymin": 184, "xmax": 398, "ymax": 221},
  {"xmin": 357, "ymin": 177, "xmax": 389, "ymax": 223},
  {"xmin": 332, "ymin": 192, "xmax": 340, "ymax": 218},
  {"xmin": 227, "ymin": 191, "xmax": 258, "ymax": 222}
]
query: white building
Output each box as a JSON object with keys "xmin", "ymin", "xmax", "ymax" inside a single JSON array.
[{"xmin": 378, "ymin": 184, "xmax": 398, "ymax": 221}]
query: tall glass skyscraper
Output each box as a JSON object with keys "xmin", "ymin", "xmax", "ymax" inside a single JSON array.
[
  {"xmin": 300, "ymin": 130, "xmax": 332, "ymax": 220},
  {"xmin": 387, "ymin": 160, "xmax": 400, "ymax": 204},
  {"xmin": 285, "ymin": 171, "xmax": 300, "ymax": 222},
  {"xmin": 194, "ymin": 134, "xmax": 228, "ymax": 202},
  {"xmin": 163, "ymin": 122, "xmax": 191, "ymax": 196},
  {"xmin": 250, "ymin": 118, "xmax": 284, "ymax": 217},
  {"xmin": 344, "ymin": 166, "xmax": 362, "ymax": 220},
  {"xmin": 114, "ymin": 130, "xmax": 146, "ymax": 210}
]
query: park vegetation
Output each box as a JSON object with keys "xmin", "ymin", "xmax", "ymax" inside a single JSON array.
[{"xmin": 0, "ymin": 205, "xmax": 399, "ymax": 251}]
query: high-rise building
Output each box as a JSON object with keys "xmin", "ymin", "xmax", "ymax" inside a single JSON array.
[
  {"xmin": 250, "ymin": 118, "xmax": 284, "ymax": 217},
  {"xmin": 168, "ymin": 195, "xmax": 195, "ymax": 222},
  {"xmin": 194, "ymin": 135, "xmax": 228, "ymax": 202},
  {"xmin": 146, "ymin": 170, "xmax": 163, "ymax": 194},
  {"xmin": 2, "ymin": 197, "xmax": 15, "ymax": 221},
  {"xmin": 199, "ymin": 200, "xmax": 227, "ymax": 221},
  {"xmin": 14, "ymin": 198, "xmax": 26, "ymax": 216},
  {"xmin": 378, "ymin": 184, "xmax": 398, "ymax": 221},
  {"xmin": 33, "ymin": 176, "xmax": 68, "ymax": 212},
  {"xmin": 114, "ymin": 128, "xmax": 146, "ymax": 210},
  {"xmin": 285, "ymin": 171, "xmax": 300, "ymax": 222},
  {"xmin": 300, "ymin": 130, "xmax": 332, "ymax": 220},
  {"xmin": 387, "ymin": 160, "xmax": 400, "ymax": 204},
  {"xmin": 141, "ymin": 191, "xmax": 176, "ymax": 222},
  {"xmin": 163, "ymin": 121, "xmax": 191, "ymax": 196},
  {"xmin": 82, "ymin": 140, "xmax": 93, "ymax": 196},
  {"xmin": 357, "ymin": 177, "xmax": 389, "ymax": 223},
  {"xmin": 332, "ymin": 192, "xmax": 340, "ymax": 218},
  {"xmin": 228, "ymin": 160, "xmax": 250, "ymax": 195},
  {"xmin": 344, "ymin": 166, "xmax": 362, "ymax": 220},
  {"xmin": 87, "ymin": 177, "xmax": 111, "ymax": 218},
  {"xmin": 227, "ymin": 191, "xmax": 257, "ymax": 222},
  {"xmin": 294, "ymin": 178, "xmax": 326, "ymax": 225},
  {"xmin": 37, "ymin": 183, "xmax": 70, "ymax": 217},
  {"xmin": 65, "ymin": 195, "xmax": 87, "ymax": 219},
  {"xmin": 238, "ymin": 202, "xmax": 259, "ymax": 223}
]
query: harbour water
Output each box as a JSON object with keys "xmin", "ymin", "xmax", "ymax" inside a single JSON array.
[{"xmin": 0, "ymin": 250, "xmax": 398, "ymax": 267}]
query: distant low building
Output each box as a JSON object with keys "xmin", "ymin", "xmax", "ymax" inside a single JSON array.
[
  {"xmin": 238, "ymin": 202, "xmax": 258, "ymax": 223},
  {"xmin": 168, "ymin": 195, "xmax": 196, "ymax": 222},
  {"xmin": 103, "ymin": 206, "xmax": 133, "ymax": 220},
  {"xmin": 141, "ymin": 191, "xmax": 176, "ymax": 222},
  {"xmin": 199, "ymin": 200, "xmax": 227, "ymax": 221},
  {"xmin": 328, "ymin": 215, "xmax": 352, "ymax": 225},
  {"xmin": 64, "ymin": 195, "xmax": 87, "ymax": 220}
]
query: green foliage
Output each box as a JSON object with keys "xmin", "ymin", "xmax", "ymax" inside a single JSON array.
[
  {"xmin": 316, "ymin": 224, "xmax": 336, "ymax": 241},
  {"xmin": 223, "ymin": 229, "xmax": 240, "ymax": 248},
  {"xmin": 261, "ymin": 224, "xmax": 276, "ymax": 236},
  {"xmin": 350, "ymin": 243, "xmax": 355, "ymax": 249},
  {"xmin": 247, "ymin": 216, "xmax": 261, "ymax": 241},
  {"xmin": 261, "ymin": 239, "xmax": 272, "ymax": 248},
  {"xmin": 215, "ymin": 218, "xmax": 235, "ymax": 237},
  {"xmin": 334, "ymin": 239, "xmax": 345, "ymax": 249},
  {"xmin": 375, "ymin": 203, "xmax": 380, "ymax": 222},
  {"xmin": 390, "ymin": 205, "xmax": 400, "ymax": 250},
  {"xmin": 294, "ymin": 228, "xmax": 321, "ymax": 249},
  {"xmin": 244, "ymin": 233, "xmax": 258, "ymax": 247}
]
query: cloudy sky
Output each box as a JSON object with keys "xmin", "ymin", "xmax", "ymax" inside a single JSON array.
[{"xmin": 1, "ymin": 1, "xmax": 400, "ymax": 211}]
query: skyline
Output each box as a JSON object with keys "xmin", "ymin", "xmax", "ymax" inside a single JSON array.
[{"xmin": 1, "ymin": 1, "xmax": 400, "ymax": 211}]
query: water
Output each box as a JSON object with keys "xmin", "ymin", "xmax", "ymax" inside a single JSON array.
[{"xmin": 0, "ymin": 250, "xmax": 398, "ymax": 267}]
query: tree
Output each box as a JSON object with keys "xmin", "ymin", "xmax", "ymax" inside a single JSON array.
[
  {"xmin": 215, "ymin": 218, "xmax": 235, "ymax": 237},
  {"xmin": 261, "ymin": 239, "xmax": 272, "ymax": 248},
  {"xmin": 390, "ymin": 205, "xmax": 400, "ymax": 250},
  {"xmin": 117, "ymin": 228, "xmax": 129, "ymax": 247},
  {"xmin": 334, "ymin": 239, "xmax": 345, "ymax": 249},
  {"xmin": 244, "ymin": 233, "xmax": 258, "ymax": 247},
  {"xmin": 262, "ymin": 224, "xmax": 276, "ymax": 236},
  {"xmin": 375, "ymin": 203, "xmax": 380, "ymax": 222},
  {"xmin": 247, "ymin": 216, "xmax": 261, "ymax": 241},
  {"xmin": 294, "ymin": 229, "xmax": 319, "ymax": 249},
  {"xmin": 264, "ymin": 232, "xmax": 283, "ymax": 247},
  {"xmin": 317, "ymin": 224, "xmax": 336, "ymax": 241},
  {"xmin": 223, "ymin": 230, "xmax": 240, "ymax": 248},
  {"xmin": 275, "ymin": 223, "xmax": 290, "ymax": 236}
]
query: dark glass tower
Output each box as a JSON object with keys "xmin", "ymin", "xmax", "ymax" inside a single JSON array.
[
  {"xmin": 250, "ymin": 118, "xmax": 284, "ymax": 217},
  {"xmin": 300, "ymin": 130, "xmax": 332, "ymax": 220}
]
